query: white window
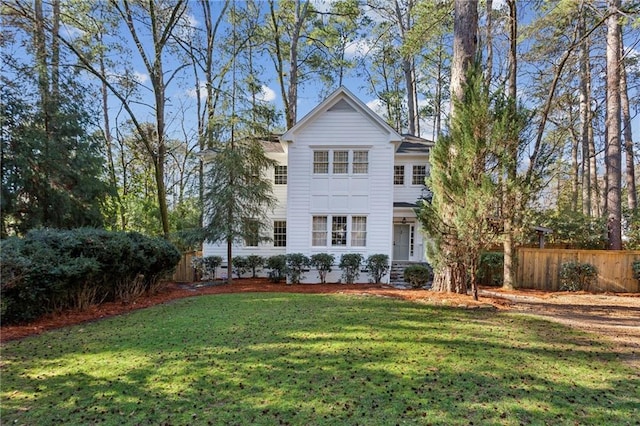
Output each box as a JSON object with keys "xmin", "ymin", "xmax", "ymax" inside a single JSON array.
[
  {"xmin": 412, "ymin": 165, "xmax": 427, "ymax": 185},
  {"xmin": 314, "ymin": 151, "xmax": 329, "ymax": 174},
  {"xmin": 274, "ymin": 165, "xmax": 287, "ymax": 184},
  {"xmin": 333, "ymin": 151, "xmax": 349, "ymax": 174},
  {"xmin": 273, "ymin": 220, "xmax": 286, "ymax": 247},
  {"xmin": 331, "ymin": 216, "xmax": 348, "ymax": 246},
  {"xmin": 352, "ymin": 151, "xmax": 368, "ymax": 174},
  {"xmin": 351, "ymin": 216, "xmax": 367, "ymax": 246},
  {"xmin": 311, "ymin": 215, "xmax": 367, "ymax": 247},
  {"xmin": 312, "ymin": 216, "xmax": 328, "ymax": 246},
  {"xmin": 312, "ymin": 149, "xmax": 369, "ymax": 175},
  {"xmin": 244, "ymin": 219, "xmax": 259, "ymax": 247},
  {"xmin": 394, "ymin": 165, "xmax": 404, "ymax": 185}
]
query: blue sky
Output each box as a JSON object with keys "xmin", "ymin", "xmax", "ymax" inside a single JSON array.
[{"xmin": 48, "ymin": 0, "xmax": 638, "ymax": 148}]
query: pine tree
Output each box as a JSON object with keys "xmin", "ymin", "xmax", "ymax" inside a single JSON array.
[{"xmin": 419, "ymin": 63, "xmax": 525, "ymax": 300}]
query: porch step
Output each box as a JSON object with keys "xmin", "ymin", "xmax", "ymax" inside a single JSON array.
[
  {"xmin": 389, "ymin": 261, "xmax": 413, "ymax": 288},
  {"xmin": 389, "ymin": 261, "xmax": 432, "ymax": 289}
]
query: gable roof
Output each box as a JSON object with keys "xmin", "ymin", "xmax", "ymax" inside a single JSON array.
[{"xmin": 280, "ymin": 87, "xmax": 404, "ymax": 142}]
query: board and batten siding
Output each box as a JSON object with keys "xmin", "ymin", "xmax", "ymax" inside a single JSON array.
[{"xmin": 286, "ymin": 109, "xmax": 395, "ymax": 263}]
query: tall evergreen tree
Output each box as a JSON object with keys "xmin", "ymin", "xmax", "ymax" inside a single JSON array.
[{"xmin": 419, "ymin": 64, "xmax": 524, "ymax": 300}]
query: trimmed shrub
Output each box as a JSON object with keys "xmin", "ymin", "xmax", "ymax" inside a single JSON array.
[
  {"xmin": 232, "ymin": 256, "xmax": 250, "ymax": 278},
  {"xmin": 339, "ymin": 253, "xmax": 363, "ymax": 284},
  {"xmin": 310, "ymin": 253, "xmax": 335, "ymax": 284},
  {"xmin": 633, "ymin": 260, "xmax": 640, "ymax": 283},
  {"xmin": 266, "ymin": 255, "xmax": 287, "ymax": 283},
  {"xmin": 286, "ymin": 253, "xmax": 310, "ymax": 284},
  {"xmin": 0, "ymin": 228, "xmax": 181, "ymax": 324},
  {"xmin": 477, "ymin": 252, "xmax": 504, "ymax": 286},
  {"xmin": 245, "ymin": 255, "xmax": 265, "ymax": 278},
  {"xmin": 191, "ymin": 255, "xmax": 222, "ymax": 280},
  {"xmin": 559, "ymin": 261, "xmax": 598, "ymax": 291},
  {"xmin": 366, "ymin": 254, "xmax": 390, "ymax": 283},
  {"xmin": 403, "ymin": 264, "xmax": 433, "ymax": 289}
]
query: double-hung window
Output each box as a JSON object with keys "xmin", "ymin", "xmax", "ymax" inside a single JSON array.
[
  {"xmin": 352, "ymin": 151, "xmax": 368, "ymax": 174},
  {"xmin": 333, "ymin": 151, "xmax": 349, "ymax": 174},
  {"xmin": 243, "ymin": 219, "xmax": 259, "ymax": 247},
  {"xmin": 313, "ymin": 151, "xmax": 329, "ymax": 174},
  {"xmin": 312, "ymin": 216, "xmax": 328, "ymax": 246},
  {"xmin": 312, "ymin": 149, "xmax": 369, "ymax": 175},
  {"xmin": 412, "ymin": 165, "xmax": 427, "ymax": 185},
  {"xmin": 331, "ymin": 216, "xmax": 348, "ymax": 246},
  {"xmin": 351, "ymin": 216, "xmax": 367, "ymax": 246},
  {"xmin": 312, "ymin": 215, "xmax": 367, "ymax": 247},
  {"xmin": 273, "ymin": 220, "xmax": 286, "ymax": 247},
  {"xmin": 274, "ymin": 165, "xmax": 287, "ymax": 184},
  {"xmin": 394, "ymin": 165, "xmax": 404, "ymax": 185}
]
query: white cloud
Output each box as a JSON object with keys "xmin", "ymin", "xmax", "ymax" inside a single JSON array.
[
  {"xmin": 366, "ymin": 98, "xmax": 384, "ymax": 114},
  {"xmin": 345, "ymin": 39, "xmax": 373, "ymax": 58},
  {"xmin": 187, "ymin": 82, "xmax": 208, "ymax": 100},
  {"xmin": 133, "ymin": 71, "xmax": 149, "ymax": 84},
  {"xmin": 257, "ymin": 85, "xmax": 277, "ymax": 102}
]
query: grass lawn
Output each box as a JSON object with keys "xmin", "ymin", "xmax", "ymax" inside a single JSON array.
[{"xmin": 1, "ymin": 293, "xmax": 638, "ymax": 425}]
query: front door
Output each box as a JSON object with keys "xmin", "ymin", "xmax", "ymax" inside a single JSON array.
[{"xmin": 393, "ymin": 224, "xmax": 410, "ymax": 260}]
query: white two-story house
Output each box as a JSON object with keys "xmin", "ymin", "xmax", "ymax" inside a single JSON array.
[{"xmin": 202, "ymin": 87, "xmax": 432, "ymax": 283}]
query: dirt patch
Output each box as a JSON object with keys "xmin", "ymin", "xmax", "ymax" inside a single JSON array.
[
  {"xmin": 479, "ymin": 288, "xmax": 640, "ymax": 369},
  {"xmin": 2, "ymin": 280, "xmax": 639, "ymax": 369}
]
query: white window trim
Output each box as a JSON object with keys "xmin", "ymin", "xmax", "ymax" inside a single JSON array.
[
  {"xmin": 273, "ymin": 220, "xmax": 286, "ymax": 247},
  {"xmin": 412, "ymin": 165, "xmax": 427, "ymax": 186},
  {"xmin": 274, "ymin": 165, "xmax": 287, "ymax": 185},
  {"xmin": 311, "ymin": 147, "xmax": 371, "ymax": 176},
  {"xmin": 311, "ymin": 214, "xmax": 368, "ymax": 248}
]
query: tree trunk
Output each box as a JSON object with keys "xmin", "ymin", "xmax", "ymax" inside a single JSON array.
[
  {"xmin": 502, "ymin": 0, "xmax": 517, "ymax": 290},
  {"xmin": 620, "ymin": 39, "xmax": 637, "ymax": 211},
  {"xmin": 605, "ymin": 0, "xmax": 622, "ymax": 249},
  {"xmin": 431, "ymin": 258, "xmax": 467, "ymax": 294},
  {"xmin": 227, "ymin": 237, "xmax": 233, "ymax": 284},
  {"xmin": 433, "ymin": 0, "xmax": 477, "ymax": 294},
  {"xmin": 484, "ymin": 0, "xmax": 492, "ymax": 87},
  {"xmin": 578, "ymin": 3, "xmax": 593, "ymax": 216},
  {"xmin": 450, "ymin": 0, "xmax": 478, "ymax": 109},
  {"xmin": 589, "ymin": 122, "xmax": 599, "ymax": 216}
]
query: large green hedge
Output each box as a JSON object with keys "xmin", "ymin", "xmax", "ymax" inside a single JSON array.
[{"xmin": 1, "ymin": 228, "xmax": 180, "ymax": 324}]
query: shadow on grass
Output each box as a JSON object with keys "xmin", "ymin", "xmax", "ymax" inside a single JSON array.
[{"xmin": 2, "ymin": 293, "xmax": 638, "ymax": 425}]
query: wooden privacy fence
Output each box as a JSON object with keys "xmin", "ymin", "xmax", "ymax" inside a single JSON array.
[
  {"xmin": 172, "ymin": 251, "xmax": 201, "ymax": 283},
  {"xmin": 516, "ymin": 248, "xmax": 640, "ymax": 293}
]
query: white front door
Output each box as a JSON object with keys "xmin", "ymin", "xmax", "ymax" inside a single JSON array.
[{"xmin": 393, "ymin": 224, "xmax": 410, "ymax": 260}]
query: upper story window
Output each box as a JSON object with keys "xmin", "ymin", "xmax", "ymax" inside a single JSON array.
[
  {"xmin": 274, "ymin": 165, "xmax": 287, "ymax": 184},
  {"xmin": 352, "ymin": 151, "xmax": 368, "ymax": 174},
  {"xmin": 314, "ymin": 151, "xmax": 329, "ymax": 174},
  {"xmin": 333, "ymin": 151, "xmax": 349, "ymax": 174},
  {"xmin": 412, "ymin": 165, "xmax": 427, "ymax": 185},
  {"xmin": 313, "ymin": 149, "xmax": 369, "ymax": 175},
  {"xmin": 394, "ymin": 165, "xmax": 405, "ymax": 185}
]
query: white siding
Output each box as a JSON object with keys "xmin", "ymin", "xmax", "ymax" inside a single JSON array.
[
  {"xmin": 287, "ymin": 109, "xmax": 395, "ymax": 269},
  {"xmin": 393, "ymin": 155, "xmax": 430, "ymax": 204},
  {"xmin": 202, "ymin": 151, "xmax": 288, "ymax": 261},
  {"xmin": 392, "ymin": 154, "xmax": 430, "ymax": 263}
]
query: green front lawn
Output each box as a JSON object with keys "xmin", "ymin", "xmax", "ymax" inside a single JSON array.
[{"xmin": 1, "ymin": 293, "xmax": 638, "ymax": 425}]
